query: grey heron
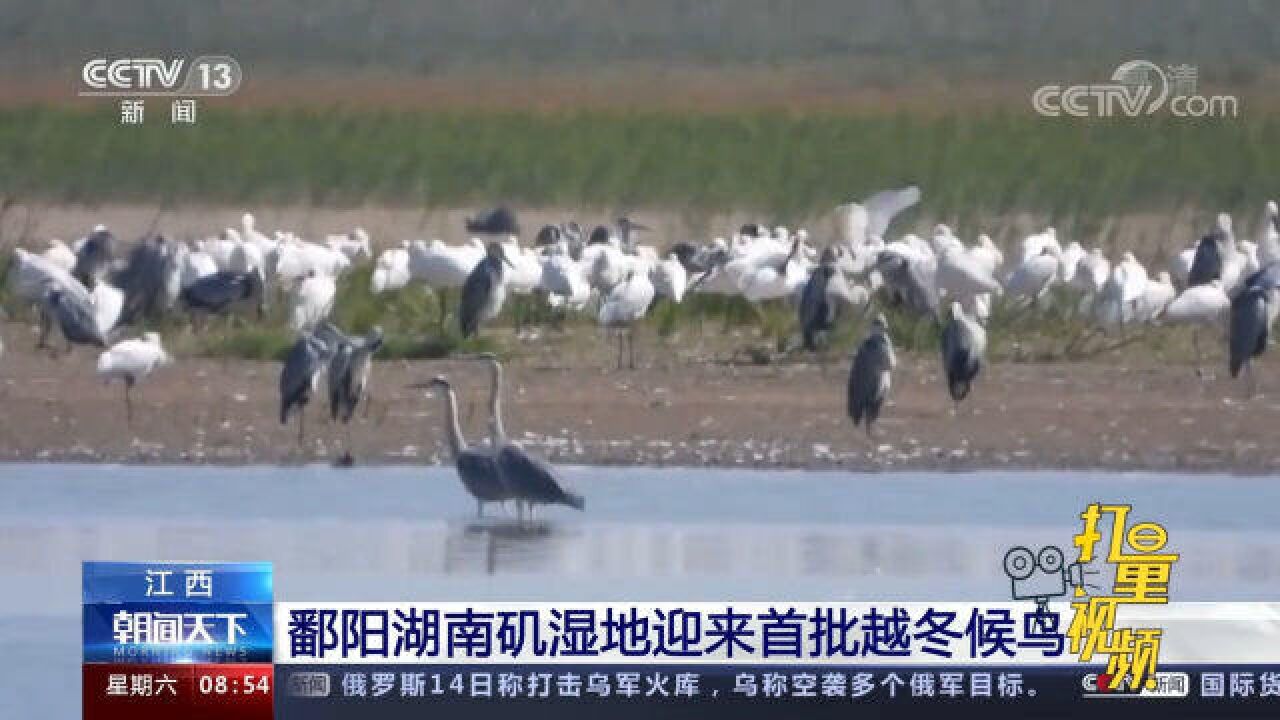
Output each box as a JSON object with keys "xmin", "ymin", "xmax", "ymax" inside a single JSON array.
[
  {"xmin": 409, "ymin": 375, "xmax": 510, "ymax": 517},
  {"xmin": 181, "ymin": 270, "xmax": 265, "ymax": 323},
  {"xmin": 279, "ymin": 326, "xmax": 339, "ymax": 444},
  {"xmin": 586, "ymin": 225, "xmax": 611, "ymax": 246},
  {"xmin": 941, "ymin": 301, "xmax": 986, "ymax": 412},
  {"xmin": 470, "ymin": 353, "xmax": 584, "ymax": 522},
  {"xmin": 328, "ymin": 326, "xmax": 385, "ymax": 464},
  {"xmin": 114, "ymin": 235, "xmax": 175, "ymax": 324},
  {"xmin": 874, "ymin": 251, "xmax": 939, "ymax": 319},
  {"xmin": 72, "ymin": 226, "xmax": 115, "ymax": 288},
  {"xmin": 465, "ymin": 207, "xmax": 520, "ymax": 236},
  {"xmin": 1188, "ymin": 230, "xmax": 1224, "ymax": 287},
  {"xmin": 848, "ymin": 313, "xmax": 896, "ymax": 437},
  {"xmin": 43, "ymin": 286, "xmax": 107, "ymax": 351},
  {"xmin": 615, "ymin": 216, "xmax": 650, "ymax": 253},
  {"xmin": 798, "ymin": 246, "xmax": 842, "ymax": 352},
  {"xmin": 533, "ymin": 225, "xmax": 562, "ymax": 247},
  {"xmin": 1229, "ymin": 285, "xmax": 1271, "ymax": 395},
  {"xmin": 458, "ymin": 242, "xmax": 515, "ymax": 338}
]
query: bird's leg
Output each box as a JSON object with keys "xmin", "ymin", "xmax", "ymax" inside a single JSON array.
[
  {"xmin": 298, "ymin": 408, "xmax": 306, "ymax": 446},
  {"xmin": 628, "ymin": 326, "xmax": 638, "ymax": 370},
  {"xmin": 476, "ymin": 499, "xmax": 483, "ymax": 518},
  {"xmin": 1192, "ymin": 329, "xmax": 1205, "ymax": 379},
  {"xmin": 36, "ymin": 308, "xmax": 50, "ymax": 350},
  {"xmin": 124, "ymin": 379, "xmax": 134, "ymax": 427},
  {"xmin": 615, "ymin": 329, "xmax": 624, "ymax": 371},
  {"xmin": 1247, "ymin": 363, "xmax": 1258, "ymax": 398},
  {"xmin": 362, "ymin": 390, "xmax": 373, "ymax": 420}
]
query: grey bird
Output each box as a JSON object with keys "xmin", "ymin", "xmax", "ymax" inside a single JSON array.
[
  {"xmin": 458, "ymin": 242, "xmax": 515, "ymax": 338},
  {"xmin": 469, "ymin": 352, "xmax": 583, "ymax": 522},
  {"xmin": 875, "ymin": 251, "xmax": 939, "ymax": 319},
  {"xmin": 465, "ymin": 207, "xmax": 520, "ymax": 236},
  {"xmin": 1188, "ymin": 230, "xmax": 1224, "ymax": 287},
  {"xmin": 1229, "ymin": 285, "xmax": 1271, "ymax": 395},
  {"xmin": 72, "ymin": 226, "xmax": 115, "ymax": 288},
  {"xmin": 327, "ymin": 326, "xmax": 385, "ymax": 465},
  {"xmin": 941, "ymin": 301, "xmax": 987, "ymax": 411},
  {"xmin": 181, "ymin": 270, "xmax": 265, "ymax": 321},
  {"xmin": 113, "ymin": 235, "xmax": 175, "ymax": 324},
  {"xmin": 279, "ymin": 326, "xmax": 340, "ymax": 444},
  {"xmin": 848, "ymin": 313, "xmax": 896, "ymax": 436},
  {"xmin": 615, "ymin": 216, "xmax": 651, "ymax": 253},
  {"xmin": 328, "ymin": 326, "xmax": 385, "ymax": 424},
  {"xmin": 798, "ymin": 246, "xmax": 843, "ymax": 352},
  {"xmin": 409, "ymin": 375, "xmax": 510, "ymax": 517},
  {"xmin": 43, "ymin": 285, "xmax": 107, "ymax": 351}
]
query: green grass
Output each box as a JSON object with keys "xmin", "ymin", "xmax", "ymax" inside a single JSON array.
[{"xmin": 0, "ymin": 107, "xmax": 1277, "ymax": 219}]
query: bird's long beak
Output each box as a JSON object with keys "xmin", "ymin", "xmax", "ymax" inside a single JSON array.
[
  {"xmin": 630, "ymin": 222, "xmax": 652, "ymax": 232},
  {"xmin": 687, "ymin": 269, "xmax": 713, "ymax": 291}
]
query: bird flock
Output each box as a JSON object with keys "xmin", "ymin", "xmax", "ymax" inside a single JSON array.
[{"xmin": 5, "ymin": 190, "xmax": 1280, "ymax": 517}]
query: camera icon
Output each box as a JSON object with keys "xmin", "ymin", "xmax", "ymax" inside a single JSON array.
[{"xmin": 1003, "ymin": 545, "xmax": 1084, "ymax": 612}]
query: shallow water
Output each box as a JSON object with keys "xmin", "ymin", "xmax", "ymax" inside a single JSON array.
[{"xmin": 2, "ymin": 464, "xmax": 1279, "ymax": 714}]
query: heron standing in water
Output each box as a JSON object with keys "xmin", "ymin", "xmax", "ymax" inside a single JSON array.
[
  {"xmin": 469, "ymin": 352, "xmax": 584, "ymax": 522},
  {"xmin": 409, "ymin": 375, "xmax": 510, "ymax": 517}
]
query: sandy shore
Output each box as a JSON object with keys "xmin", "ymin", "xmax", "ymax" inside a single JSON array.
[{"xmin": 0, "ymin": 319, "xmax": 1276, "ymax": 472}]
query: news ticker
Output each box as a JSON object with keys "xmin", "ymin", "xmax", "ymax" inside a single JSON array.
[{"xmin": 84, "ymin": 562, "xmax": 1280, "ymax": 719}]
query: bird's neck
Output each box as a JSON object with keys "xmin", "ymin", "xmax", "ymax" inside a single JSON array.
[
  {"xmin": 488, "ymin": 364, "xmax": 506, "ymax": 444},
  {"xmin": 440, "ymin": 389, "xmax": 466, "ymax": 457}
]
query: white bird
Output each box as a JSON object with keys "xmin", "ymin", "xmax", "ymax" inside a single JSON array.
[
  {"xmin": 833, "ymin": 185, "xmax": 921, "ymax": 247},
  {"xmin": 1163, "ymin": 280, "xmax": 1231, "ymax": 375},
  {"xmin": 1058, "ymin": 241, "xmax": 1085, "ymax": 285},
  {"xmin": 499, "ymin": 237, "xmax": 544, "ymax": 295},
  {"xmin": 289, "ymin": 271, "xmax": 337, "ymax": 333},
  {"xmin": 935, "ymin": 243, "xmax": 1001, "ymax": 311},
  {"xmin": 371, "ymin": 241, "xmax": 411, "ymax": 294},
  {"xmin": 1134, "ymin": 271, "xmax": 1175, "ymax": 323},
  {"xmin": 326, "ymin": 228, "xmax": 372, "ymax": 262},
  {"xmin": 1258, "ymin": 201, "xmax": 1280, "ymax": 267},
  {"xmin": 582, "ymin": 241, "xmax": 630, "ymax": 295},
  {"xmin": 41, "ymin": 239, "xmax": 77, "ymax": 273},
  {"xmin": 968, "ymin": 234, "xmax": 1004, "ymax": 277},
  {"xmin": 90, "ymin": 281, "xmax": 124, "ymax": 338},
  {"xmin": 96, "ymin": 332, "xmax": 171, "ymax": 424},
  {"xmin": 650, "ymin": 253, "xmax": 688, "ymax": 304},
  {"xmin": 275, "ymin": 238, "xmax": 350, "ymax": 283},
  {"xmin": 9, "ymin": 247, "xmax": 91, "ymax": 306},
  {"xmin": 1019, "ymin": 227, "xmax": 1062, "ymax": 265},
  {"xmin": 599, "ymin": 268, "xmax": 656, "ymax": 370},
  {"xmin": 180, "ymin": 246, "xmax": 219, "ymax": 288},
  {"xmin": 408, "ymin": 239, "xmax": 484, "ymax": 290},
  {"xmin": 738, "ymin": 233, "xmax": 810, "ymax": 303},
  {"xmin": 1095, "ymin": 252, "xmax": 1148, "ymax": 327},
  {"xmin": 1004, "ymin": 247, "xmax": 1061, "ymax": 306},
  {"xmin": 241, "ymin": 213, "xmax": 272, "ymax": 249},
  {"xmin": 538, "ymin": 246, "xmax": 591, "ymax": 310},
  {"xmin": 929, "ymin": 224, "xmax": 965, "ymax": 256}
]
